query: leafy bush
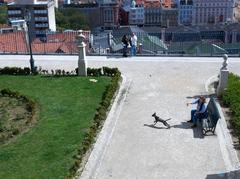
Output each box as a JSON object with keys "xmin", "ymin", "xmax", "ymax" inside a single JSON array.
[
  {"xmin": 222, "ymin": 73, "xmax": 240, "ymax": 137},
  {"xmin": 0, "ymin": 67, "xmax": 31, "ymax": 75},
  {"xmin": 69, "ymin": 68, "xmax": 121, "ymax": 177}
]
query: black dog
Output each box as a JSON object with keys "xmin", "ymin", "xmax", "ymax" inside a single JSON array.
[{"xmin": 152, "ymin": 112, "xmax": 171, "ymax": 129}]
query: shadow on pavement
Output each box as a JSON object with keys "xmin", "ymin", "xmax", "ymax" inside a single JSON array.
[
  {"xmin": 144, "ymin": 121, "xmax": 205, "ymax": 138},
  {"xmin": 172, "ymin": 122, "xmax": 204, "ymax": 139},
  {"xmin": 206, "ymin": 169, "xmax": 240, "ymax": 179},
  {"xmin": 172, "ymin": 122, "xmax": 190, "ymax": 129},
  {"xmin": 143, "ymin": 124, "xmax": 169, "ymax": 129}
]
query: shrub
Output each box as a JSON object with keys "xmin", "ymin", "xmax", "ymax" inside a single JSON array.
[
  {"xmin": 69, "ymin": 67, "xmax": 121, "ymax": 177},
  {"xmin": 0, "ymin": 67, "xmax": 31, "ymax": 75},
  {"xmin": 222, "ymin": 73, "xmax": 240, "ymax": 139}
]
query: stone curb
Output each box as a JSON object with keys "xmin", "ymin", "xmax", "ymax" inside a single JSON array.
[
  {"xmin": 78, "ymin": 75, "xmax": 132, "ymax": 179},
  {"xmin": 205, "ymin": 76, "xmax": 240, "ymax": 173},
  {"xmin": 205, "ymin": 75, "xmax": 218, "ymax": 94}
]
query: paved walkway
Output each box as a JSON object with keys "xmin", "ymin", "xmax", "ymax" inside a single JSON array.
[{"xmin": 1, "ymin": 55, "xmax": 240, "ymax": 179}]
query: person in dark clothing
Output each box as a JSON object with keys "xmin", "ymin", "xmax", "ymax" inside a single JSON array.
[
  {"xmin": 187, "ymin": 96, "xmax": 208, "ymax": 128},
  {"xmin": 122, "ymin": 34, "xmax": 129, "ymax": 57}
]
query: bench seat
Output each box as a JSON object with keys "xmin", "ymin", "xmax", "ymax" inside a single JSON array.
[{"xmin": 201, "ymin": 97, "xmax": 221, "ymax": 135}]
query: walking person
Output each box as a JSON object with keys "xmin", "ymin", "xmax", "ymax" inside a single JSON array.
[
  {"xmin": 122, "ymin": 34, "xmax": 129, "ymax": 57},
  {"xmin": 187, "ymin": 96, "xmax": 208, "ymax": 128},
  {"xmin": 130, "ymin": 33, "xmax": 137, "ymax": 56}
]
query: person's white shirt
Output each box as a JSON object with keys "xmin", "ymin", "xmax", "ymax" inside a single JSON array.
[{"xmin": 131, "ymin": 35, "xmax": 137, "ymax": 46}]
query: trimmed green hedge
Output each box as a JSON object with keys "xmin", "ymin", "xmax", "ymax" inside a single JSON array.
[
  {"xmin": 69, "ymin": 67, "xmax": 121, "ymax": 177},
  {"xmin": 0, "ymin": 67, "xmax": 31, "ymax": 75},
  {"xmin": 222, "ymin": 73, "xmax": 240, "ymax": 137}
]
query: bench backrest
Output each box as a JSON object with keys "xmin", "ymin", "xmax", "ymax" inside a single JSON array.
[{"xmin": 207, "ymin": 97, "xmax": 221, "ymax": 126}]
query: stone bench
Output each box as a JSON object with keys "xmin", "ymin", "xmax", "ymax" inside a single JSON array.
[{"xmin": 201, "ymin": 97, "xmax": 221, "ymax": 135}]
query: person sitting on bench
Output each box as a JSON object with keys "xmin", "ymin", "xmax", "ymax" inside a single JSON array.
[{"xmin": 187, "ymin": 96, "xmax": 208, "ymax": 128}]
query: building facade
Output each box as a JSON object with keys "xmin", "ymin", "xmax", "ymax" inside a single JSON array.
[
  {"xmin": 7, "ymin": 0, "xmax": 56, "ymax": 39},
  {"xmin": 178, "ymin": 0, "xmax": 193, "ymax": 25},
  {"xmin": 145, "ymin": 7, "xmax": 178, "ymax": 27},
  {"xmin": 129, "ymin": 0, "xmax": 144, "ymax": 25},
  {"xmin": 99, "ymin": 0, "xmax": 120, "ymax": 29},
  {"xmin": 192, "ymin": 0, "xmax": 235, "ymax": 25},
  {"xmin": 162, "ymin": 0, "xmax": 174, "ymax": 8}
]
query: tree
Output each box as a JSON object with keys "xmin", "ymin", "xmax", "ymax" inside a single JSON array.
[
  {"xmin": 55, "ymin": 8, "xmax": 90, "ymax": 31},
  {"xmin": 0, "ymin": 5, "xmax": 7, "ymax": 24}
]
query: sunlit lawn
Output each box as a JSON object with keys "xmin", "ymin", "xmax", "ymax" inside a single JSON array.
[{"xmin": 0, "ymin": 75, "xmax": 111, "ymax": 178}]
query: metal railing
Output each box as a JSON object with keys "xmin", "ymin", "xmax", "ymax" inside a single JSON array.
[
  {"xmin": 0, "ymin": 30, "xmax": 240, "ymax": 57},
  {"xmin": 89, "ymin": 31, "xmax": 240, "ymax": 57}
]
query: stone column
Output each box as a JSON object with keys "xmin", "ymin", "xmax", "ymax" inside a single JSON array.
[
  {"xmin": 217, "ymin": 54, "xmax": 229, "ymax": 96},
  {"xmin": 161, "ymin": 28, "xmax": 165, "ymax": 43},
  {"xmin": 77, "ymin": 30, "xmax": 87, "ymax": 76}
]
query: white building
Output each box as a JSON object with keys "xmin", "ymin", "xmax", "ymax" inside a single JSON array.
[
  {"xmin": 192, "ymin": 0, "xmax": 235, "ymax": 25},
  {"xmin": 129, "ymin": 0, "xmax": 145, "ymax": 25},
  {"xmin": 7, "ymin": 0, "xmax": 56, "ymax": 38}
]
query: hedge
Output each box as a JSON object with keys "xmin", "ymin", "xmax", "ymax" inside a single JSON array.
[
  {"xmin": 221, "ymin": 73, "xmax": 240, "ymax": 137},
  {"xmin": 68, "ymin": 67, "xmax": 121, "ymax": 177},
  {"xmin": 0, "ymin": 66, "xmax": 122, "ymax": 177}
]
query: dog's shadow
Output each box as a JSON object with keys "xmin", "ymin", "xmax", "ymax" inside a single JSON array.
[{"xmin": 143, "ymin": 124, "xmax": 170, "ymax": 129}]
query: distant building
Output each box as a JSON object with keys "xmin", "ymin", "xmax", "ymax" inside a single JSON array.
[
  {"xmin": 7, "ymin": 0, "xmax": 56, "ymax": 39},
  {"xmin": 0, "ymin": 24, "xmax": 14, "ymax": 34},
  {"xmin": 162, "ymin": 0, "xmax": 174, "ymax": 8},
  {"xmin": 178, "ymin": 0, "xmax": 193, "ymax": 25},
  {"xmin": 145, "ymin": 7, "xmax": 178, "ymax": 27},
  {"xmin": 99, "ymin": 0, "xmax": 120, "ymax": 29},
  {"xmin": 119, "ymin": 6, "xmax": 130, "ymax": 25},
  {"xmin": 192, "ymin": 0, "xmax": 235, "ymax": 25},
  {"xmin": 144, "ymin": 0, "xmax": 161, "ymax": 8},
  {"xmin": 129, "ymin": 0, "xmax": 144, "ymax": 25},
  {"xmin": 10, "ymin": 19, "xmax": 27, "ymax": 31}
]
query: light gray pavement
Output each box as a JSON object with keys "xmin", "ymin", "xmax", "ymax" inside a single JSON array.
[{"xmin": 1, "ymin": 55, "xmax": 240, "ymax": 179}]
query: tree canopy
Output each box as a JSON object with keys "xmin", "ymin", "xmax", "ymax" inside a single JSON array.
[
  {"xmin": 55, "ymin": 8, "xmax": 90, "ymax": 31},
  {"xmin": 0, "ymin": 5, "xmax": 7, "ymax": 24}
]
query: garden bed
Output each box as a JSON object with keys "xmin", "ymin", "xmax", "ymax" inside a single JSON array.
[{"xmin": 0, "ymin": 67, "xmax": 121, "ymax": 178}]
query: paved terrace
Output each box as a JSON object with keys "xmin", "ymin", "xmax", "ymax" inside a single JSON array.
[{"xmin": 1, "ymin": 55, "xmax": 240, "ymax": 179}]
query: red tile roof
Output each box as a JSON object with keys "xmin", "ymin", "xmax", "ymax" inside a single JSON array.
[
  {"xmin": 0, "ymin": 30, "xmax": 90, "ymax": 54},
  {"xmin": 0, "ymin": 31, "xmax": 28, "ymax": 53}
]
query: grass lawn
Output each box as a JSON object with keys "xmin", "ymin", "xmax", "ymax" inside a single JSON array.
[{"xmin": 0, "ymin": 75, "xmax": 111, "ymax": 178}]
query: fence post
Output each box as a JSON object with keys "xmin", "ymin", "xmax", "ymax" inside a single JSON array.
[
  {"xmin": 217, "ymin": 54, "xmax": 229, "ymax": 96},
  {"xmin": 77, "ymin": 30, "xmax": 87, "ymax": 76},
  {"xmin": 138, "ymin": 43, "xmax": 142, "ymax": 54}
]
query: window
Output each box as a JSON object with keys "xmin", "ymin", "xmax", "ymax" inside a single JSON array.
[
  {"xmin": 35, "ymin": 17, "xmax": 48, "ymax": 21},
  {"xmin": 34, "ymin": 10, "xmax": 47, "ymax": 14},
  {"xmin": 8, "ymin": 10, "xmax": 21, "ymax": 15}
]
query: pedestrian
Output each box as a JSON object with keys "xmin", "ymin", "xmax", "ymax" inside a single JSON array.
[
  {"xmin": 130, "ymin": 33, "xmax": 137, "ymax": 56},
  {"xmin": 186, "ymin": 96, "xmax": 208, "ymax": 128},
  {"xmin": 122, "ymin": 34, "xmax": 129, "ymax": 57}
]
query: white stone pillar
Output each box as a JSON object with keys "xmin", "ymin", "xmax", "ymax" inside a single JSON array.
[
  {"xmin": 217, "ymin": 54, "xmax": 229, "ymax": 96},
  {"xmin": 77, "ymin": 31, "xmax": 87, "ymax": 76}
]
